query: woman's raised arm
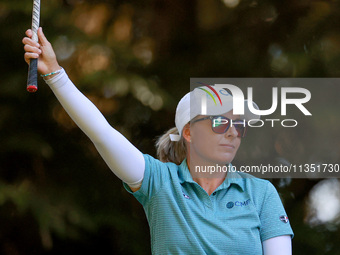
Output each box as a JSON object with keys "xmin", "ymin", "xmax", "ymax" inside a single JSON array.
[{"xmin": 23, "ymin": 27, "xmax": 144, "ymax": 190}]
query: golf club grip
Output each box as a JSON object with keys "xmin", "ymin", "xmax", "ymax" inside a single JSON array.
[
  {"xmin": 27, "ymin": 0, "xmax": 40, "ymax": 93},
  {"xmin": 27, "ymin": 58, "xmax": 38, "ymax": 92}
]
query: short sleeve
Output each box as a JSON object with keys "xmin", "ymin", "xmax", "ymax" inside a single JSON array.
[
  {"xmin": 123, "ymin": 154, "xmax": 173, "ymax": 206},
  {"xmin": 259, "ymin": 182, "xmax": 294, "ymax": 242}
]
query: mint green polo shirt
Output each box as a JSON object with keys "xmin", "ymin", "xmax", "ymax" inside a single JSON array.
[{"xmin": 124, "ymin": 154, "xmax": 294, "ymax": 255}]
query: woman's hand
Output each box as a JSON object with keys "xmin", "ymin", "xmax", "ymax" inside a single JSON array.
[{"xmin": 22, "ymin": 27, "xmax": 61, "ymax": 79}]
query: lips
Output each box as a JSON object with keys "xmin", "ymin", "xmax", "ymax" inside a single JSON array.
[{"xmin": 219, "ymin": 144, "xmax": 235, "ymax": 149}]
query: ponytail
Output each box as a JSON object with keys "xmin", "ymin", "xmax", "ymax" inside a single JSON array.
[{"xmin": 156, "ymin": 127, "xmax": 187, "ymax": 165}]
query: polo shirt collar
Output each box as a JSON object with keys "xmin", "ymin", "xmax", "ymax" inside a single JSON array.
[{"xmin": 178, "ymin": 159, "xmax": 245, "ymax": 192}]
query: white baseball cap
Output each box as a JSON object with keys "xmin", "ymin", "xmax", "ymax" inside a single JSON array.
[{"xmin": 169, "ymin": 85, "xmax": 260, "ymax": 141}]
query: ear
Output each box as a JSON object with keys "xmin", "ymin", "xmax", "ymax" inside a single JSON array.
[{"xmin": 182, "ymin": 123, "xmax": 191, "ymax": 143}]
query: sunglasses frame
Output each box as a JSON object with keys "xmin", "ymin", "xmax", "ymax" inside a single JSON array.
[{"xmin": 191, "ymin": 115, "xmax": 247, "ymax": 138}]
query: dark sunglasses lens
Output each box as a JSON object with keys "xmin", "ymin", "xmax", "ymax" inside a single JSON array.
[
  {"xmin": 234, "ymin": 124, "xmax": 246, "ymax": 137},
  {"xmin": 212, "ymin": 116, "xmax": 230, "ymax": 134},
  {"xmin": 212, "ymin": 117, "xmax": 247, "ymax": 137}
]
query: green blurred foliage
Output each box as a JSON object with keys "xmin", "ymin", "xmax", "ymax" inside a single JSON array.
[{"xmin": 0, "ymin": 0, "xmax": 340, "ymax": 254}]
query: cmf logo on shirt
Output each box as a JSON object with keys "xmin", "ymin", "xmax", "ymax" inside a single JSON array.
[{"xmin": 226, "ymin": 199, "xmax": 251, "ymax": 209}]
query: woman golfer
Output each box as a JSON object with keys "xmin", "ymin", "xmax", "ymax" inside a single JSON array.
[{"xmin": 23, "ymin": 28, "xmax": 293, "ymax": 254}]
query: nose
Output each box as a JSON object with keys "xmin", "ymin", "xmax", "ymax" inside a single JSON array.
[{"xmin": 225, "ymin": 124, "xmax": 238, "ymax": 138}]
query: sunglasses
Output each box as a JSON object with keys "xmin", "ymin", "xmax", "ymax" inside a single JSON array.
[{"xmin": 191, "ymin": 116, "xmax": 247, "ymax": 138}]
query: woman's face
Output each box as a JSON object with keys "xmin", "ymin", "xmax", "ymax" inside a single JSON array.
[{"xmin": 188, "ymin": 110, "xmax": 241, "ymax": 165}]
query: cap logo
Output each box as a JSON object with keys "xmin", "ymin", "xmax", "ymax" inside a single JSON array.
[{"xmin": 197, "ymin": 82, "xmax": 223, "ymax": 106}]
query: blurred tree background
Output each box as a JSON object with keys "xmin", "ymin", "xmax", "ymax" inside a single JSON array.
[{"xmin": 1, "ymin": 0, "xmax": 340, "ymax": 254}]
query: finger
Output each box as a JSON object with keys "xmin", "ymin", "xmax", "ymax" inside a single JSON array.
[
  {"xmin": 22, "ymin": 37, "xmax": 40, "ymax": 47},
  {"xmin": 37, "ymin": 27, "xmax": 50, "ymax": 46},
  {"xmin": 25, "ymin": 29, "xmax": 33, "ymax": 38},
  {"xmin": 24, "ymin": 44, "xmax": 42, "ymax": 54},
  {"xmin": 24, "ymin": 52, "xmax": 39, "ymax": 63}
]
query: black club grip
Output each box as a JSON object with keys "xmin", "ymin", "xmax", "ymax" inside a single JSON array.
[{"xmin": 27, "ymin": 58, "xmax": 38, "ymax": 92}]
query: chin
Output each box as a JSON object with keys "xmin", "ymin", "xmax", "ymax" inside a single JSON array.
[{"xmin": 212, "ymin": 154, "xmax": 235, "ymax": 165}]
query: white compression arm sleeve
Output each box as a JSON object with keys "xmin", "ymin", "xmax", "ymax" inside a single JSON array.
[
  {"xmin": 45, "ymin": 69, "xmax": 145, "ymax": 188},
  {"xmin": 262, "ymin": 235, "xmax": 292, "ymax": 255}
]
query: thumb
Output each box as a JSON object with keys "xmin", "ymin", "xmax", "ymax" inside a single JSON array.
[{"xmin": 37, "ymin": 27, "xmax": 50, "ymax": 46}]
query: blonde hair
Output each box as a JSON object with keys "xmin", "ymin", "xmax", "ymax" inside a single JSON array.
[{"xmin": 156, "ymin": 127, "xmax": 187, "ymax": 165}]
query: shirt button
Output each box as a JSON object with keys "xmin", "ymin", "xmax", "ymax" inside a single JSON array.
[{"xmin": 212, "ymin": 192, "xmax": 216, "ymax": 196}]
